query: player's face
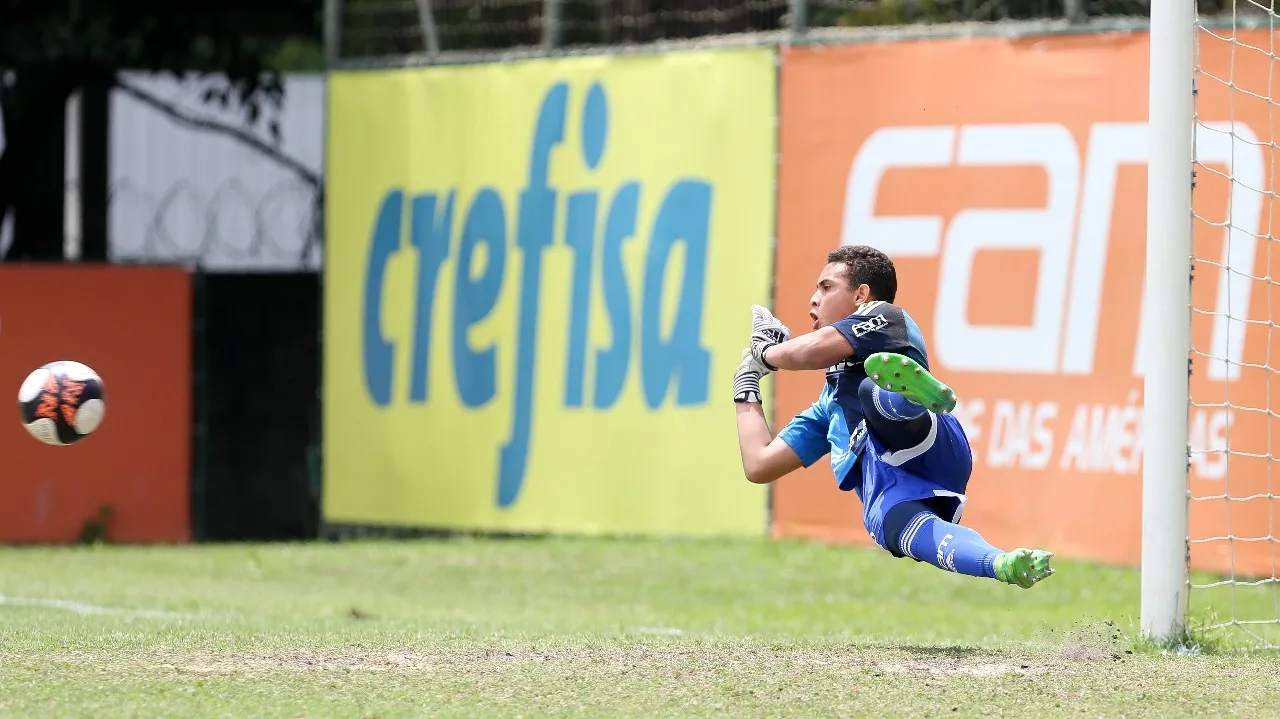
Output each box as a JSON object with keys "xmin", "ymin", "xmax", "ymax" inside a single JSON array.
[{"xmin": 809, "ymin": 262, "xmax": 868, "ymax": 330}]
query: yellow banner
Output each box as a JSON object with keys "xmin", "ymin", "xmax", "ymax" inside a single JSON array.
[{"xmin": 323, "ymin": 49, "xmax": 776, "ymax": 536}]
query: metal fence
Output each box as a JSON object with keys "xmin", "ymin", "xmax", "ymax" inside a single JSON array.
[{"xmin": 325, "ymin": 0, "xmax": 1259, "ymax": 64}]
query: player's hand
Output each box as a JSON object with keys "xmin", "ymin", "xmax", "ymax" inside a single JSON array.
[
  {"xmin": 749, "ymin": 305, "xmax": 791, "ymax": 371},
  {"xmin": 734, "ymin": 349, "xmax": 769, "ymax": 404}
]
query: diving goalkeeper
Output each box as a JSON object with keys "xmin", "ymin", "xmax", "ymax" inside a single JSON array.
[{"xmin": 733, "ymin": 245, "xmax": 1054, "ymax": 589}]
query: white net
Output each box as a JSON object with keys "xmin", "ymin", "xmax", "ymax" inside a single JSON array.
[{"xmin": 1189, "ymin": 13, "xmax": 1280, "ymax": 648}]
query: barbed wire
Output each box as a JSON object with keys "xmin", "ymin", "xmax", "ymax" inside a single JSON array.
[{"xmin": 108, "ymin": 176, "xmax": 322, "ymax": 271}]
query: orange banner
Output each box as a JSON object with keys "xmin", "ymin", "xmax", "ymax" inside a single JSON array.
[
  {"xmin": 773, "ymin": 31, "xmax": 1280, "ymax": 576},
  {"xmin": 0, "ymin": 266, "xmax": 192, "ymax": 543}
]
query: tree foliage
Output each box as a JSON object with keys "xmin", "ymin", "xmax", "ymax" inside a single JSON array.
[{"xmin": 0, "ymin": 0, "xmax": 321, "ymax": 260}]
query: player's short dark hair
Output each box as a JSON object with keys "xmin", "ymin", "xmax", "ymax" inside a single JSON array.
[{"xmin": 826, "ymin": 245, "xmax": 897, "ymax": 303}]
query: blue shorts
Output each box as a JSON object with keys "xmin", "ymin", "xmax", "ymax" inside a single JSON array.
[{"xmin": 856, "ymin": 412, "xmax": 973, "ymax": 550}]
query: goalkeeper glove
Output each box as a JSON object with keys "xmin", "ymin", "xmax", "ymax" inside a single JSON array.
[
  {"xmin": 734, "ymin": 349, "xmax": 771, "ymax": 404},
  {"xmin": 749, "ymin": 304, "xmax": 791, "ymax": 371}
]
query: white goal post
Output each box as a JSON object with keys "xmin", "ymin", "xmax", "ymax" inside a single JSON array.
[
  {"xmin": 1141, "ymin": 0, "xmax": 1195, "ymax": 642},
  {"xmin": 1145, "ymin": 0, "xmax": 1280, "ymax": 647}
]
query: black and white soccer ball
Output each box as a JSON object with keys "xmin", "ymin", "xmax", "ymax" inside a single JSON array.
[{"xmin": 18, "ymin": 361, "xmax": 106, "ymax": 446}]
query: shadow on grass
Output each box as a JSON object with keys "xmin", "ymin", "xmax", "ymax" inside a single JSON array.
[{"xmin": 895, "ymin": 645, "xmax": 995, "ymax": 660}]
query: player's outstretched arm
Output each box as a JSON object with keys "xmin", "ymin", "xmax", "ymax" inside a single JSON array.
[
  {"xmin": 735, "ymin": 402, "xmax": 804, "ymax": 484},
  {"xmin": 732, "ymin": 348, "xmax": 804, "ymax": 484}
]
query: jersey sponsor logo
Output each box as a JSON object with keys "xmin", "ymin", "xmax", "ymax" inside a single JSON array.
[
  {"xmin": 848, "ymin": 419, "xmax": 868, "ymax": 455},
  {"xmin": 841, "ymin": 121, "xmax": 1261, "ymax": 381},
  {"xmin": 825, "ymin": 358, "xmax": 861, "ymax": 376},
  {"xmin": 849, "ymin": 313, "xmax": 889, "ymax": 338}
]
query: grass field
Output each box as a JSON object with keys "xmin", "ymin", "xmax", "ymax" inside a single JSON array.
[{"xmin": 1, "ymin": 535, "xmax": 1278, "ymax": 718}]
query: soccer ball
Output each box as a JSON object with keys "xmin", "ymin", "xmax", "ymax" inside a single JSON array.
[{"xmin": 18, "ymin": 361, "xmax": 106, "ymax": 446}]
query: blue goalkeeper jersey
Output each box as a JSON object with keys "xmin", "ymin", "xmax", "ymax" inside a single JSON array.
[{"xmin": 777, "ymin": 301, "xmax": 931, "ymax": 492}]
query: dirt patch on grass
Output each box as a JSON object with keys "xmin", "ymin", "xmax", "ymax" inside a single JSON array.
[
  {"xmin": 48, "ymin": 641, "xmax": 1128, "ymax": 680},
  {"xmin": 162, "ymin": 650, "xmax": 434, "ymax": 675},
  {"xmin": 873, "ymin": 641, "xmax": 1131, "ymax": 679},
  {"xmin": 1060, "ymin": 641, "xmax": 1123, "ymax": 663},
  {"xmin": 97, "ymin": 639, "xmax": 1039, "ymax": 675},
  {"xmin": 875, "ymin": 660, "xmax": 1043, "ymax": 677}
]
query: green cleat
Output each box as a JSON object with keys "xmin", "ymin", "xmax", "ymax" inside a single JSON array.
[
  {"xmin": 863, "ymin": 352, "xmax": 958, "ymax": 414},
  {"xmin": 993, "ymin": 548, "xmax": 1055, "ymax": 589}
]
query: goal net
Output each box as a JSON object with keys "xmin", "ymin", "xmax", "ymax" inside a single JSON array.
[{"xmin": 1179, "ymin": 11, "xmax": 1280, "ymax": 648}]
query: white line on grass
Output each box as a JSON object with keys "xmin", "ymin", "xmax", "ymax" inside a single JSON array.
[{"xmin": 0, "ymin": 595, "xmax": 207, "ymax": 621}]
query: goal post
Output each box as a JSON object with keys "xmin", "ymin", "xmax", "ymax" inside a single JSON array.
[{"xmin": 1141, "ymin": 0, "xmax": 1196, "ymax": 643}]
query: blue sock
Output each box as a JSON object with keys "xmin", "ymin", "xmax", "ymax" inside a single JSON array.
[
  {"xmin": 858, "ymin": 377, "xmax": 931, "ymax": 451},
  {"xmin": 898, "ymin": 511, "xmax": 1001, "ymax": 579}
]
